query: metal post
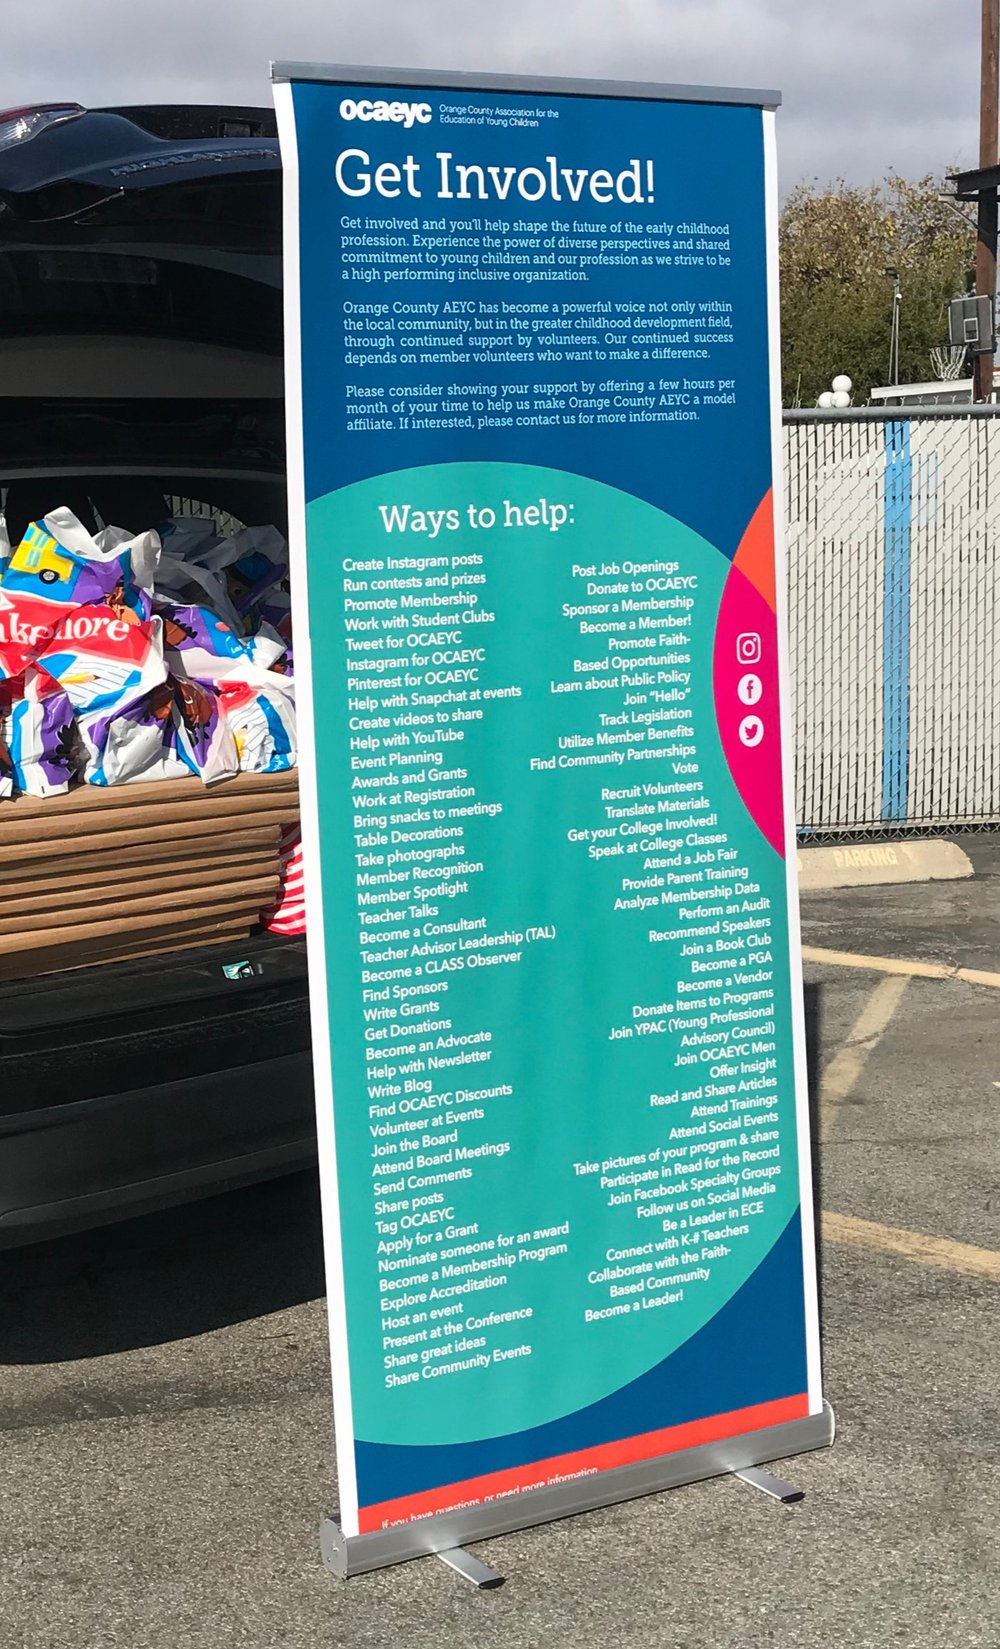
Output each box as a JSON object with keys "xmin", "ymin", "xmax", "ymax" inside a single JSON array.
[
  {"xmin": 888, "ymin": 273, "xmax": 902, "ymax": 386},
  {"xmin": 974, "ymin": 0, "xmax": 999, "ymax": 401}
]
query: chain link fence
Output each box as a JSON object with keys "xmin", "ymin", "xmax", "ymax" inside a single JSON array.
[{"xmin": 784, "ymin": 407, "xmax": 1000, "ymax": 838}]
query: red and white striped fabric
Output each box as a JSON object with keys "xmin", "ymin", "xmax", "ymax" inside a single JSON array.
[{"xmin": 261, "ymin": 822, "xmax": 306, "ymax": 935}]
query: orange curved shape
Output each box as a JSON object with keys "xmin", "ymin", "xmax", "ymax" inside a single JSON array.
[{"xmin": 732, "ymin": 489, "xmax": 775, "ymax": 613}]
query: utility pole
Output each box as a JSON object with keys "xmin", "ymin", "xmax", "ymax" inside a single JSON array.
[{"xmin": 975, "ymin": 0, "xmax": 999, "ymax": 401}]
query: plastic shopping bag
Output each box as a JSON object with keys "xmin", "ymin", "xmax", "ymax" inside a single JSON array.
[
  {"xmin": 5, "ymin": 666, "xmax": 80, "ymax": 797},
  {"xmin": 164, "ymin": 675, "xmax": 239, "ymax": 786},
  {"xmin": 161, "ymin": 602, "xmax": 296, "ymax": 775},
  {"xmin": 36, "ymin": 608, "xmax": 170, "ymax": 786},
  {"xmin": 218, "ymin": 677, "xmax": 297, "ymax": 774},
  {"xmin": 0, "ymin": 509, "xmax": 159, "ymax": 680},
  {"xmin": 85, "ymin": 686, "xmax": 188, "ymax": 786},
  {"xmin": 260, "ymin": 823, "xmax": 306, "ymax": 935},
  {"xmin": 0, "ymin": 675, "xmax": 16, "ymax": 798},
  {"xmin": 161, "ymin": 518, "xmax": 293, "ymax": 642},
  {"xmin": 78, "ymin": 673, "xmax": 237, "ymax": 789},
  {"xmin": 223, "ymin": 525, "xmax": 287, "ymax": 610},
  {"xmin": 154, "ymin": 551, "xmax": 245, "ymax": 635},
  {"xmin": 158, "ymin": 602, "xmax": 251, "ymax": 683}
]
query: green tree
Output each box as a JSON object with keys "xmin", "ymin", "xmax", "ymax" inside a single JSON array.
[{"xmin": 779, "ymin": 176, "xmax": 975, "ymax": 405}]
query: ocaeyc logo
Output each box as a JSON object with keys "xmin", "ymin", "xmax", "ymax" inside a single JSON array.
[{"xmin": 339, "ymin": 98, "xmax": 432, "ymax": 129}]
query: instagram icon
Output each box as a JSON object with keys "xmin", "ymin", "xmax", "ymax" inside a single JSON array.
[{"xmin": 736, "ymin": 632, "xmax": 762, "ymax": 665}]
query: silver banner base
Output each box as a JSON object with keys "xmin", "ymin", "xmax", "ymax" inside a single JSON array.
[{"xmin": 321, "ymin": 1401, "xmax": 835, "ymax": 1579}]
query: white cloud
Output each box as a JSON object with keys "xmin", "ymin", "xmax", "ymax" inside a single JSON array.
[{"xmin": 1, "ymin": 0, "xmax": 982, "ymax": 185}]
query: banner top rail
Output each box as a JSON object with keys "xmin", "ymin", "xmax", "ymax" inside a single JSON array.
[{"xmin": 269, "ymin": 60, "xmax": 781, "ymax": 109}]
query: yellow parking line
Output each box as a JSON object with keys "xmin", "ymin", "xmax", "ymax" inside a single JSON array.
[
  {"xmin": 823, "ymin": 1211, "xmax": 1000, "ymax": 1280},
  {"xmin": 803, "ymin": 944, "xmax": 1000, "ymax": 992},
  {"xmin": 819, "ymin": 974, "xmax": 910, "ymax": 1140}
]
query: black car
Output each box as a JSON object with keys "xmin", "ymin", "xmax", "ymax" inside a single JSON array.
[{"xmin": 0, "ymin": 100, "xmax": 317, "ymax": 1246}]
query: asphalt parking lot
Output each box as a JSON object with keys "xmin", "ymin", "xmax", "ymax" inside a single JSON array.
[{"xmin": 3, "ymin": 849, "xmax": 1000, "ymax": 1649}]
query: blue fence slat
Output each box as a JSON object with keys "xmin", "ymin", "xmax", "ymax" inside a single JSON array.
[{"xmin": 882, "ymin": 421, "xmax": 911, "ymax": 823}]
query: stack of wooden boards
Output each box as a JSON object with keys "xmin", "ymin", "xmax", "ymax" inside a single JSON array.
[{"xmin": 0, "ymin": 770, "xmax": 300, "ymax": 982}]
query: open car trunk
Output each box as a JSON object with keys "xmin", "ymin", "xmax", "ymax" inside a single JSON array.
[
  {"xmin": 0, "ymin": 392, "xmax": 297, "ymax": 986},
  {"xmin": 0, "ymin": 104, "xmax": 314, "ymax": 1241},
  {"xmin": 0, "ymin": 102, "xmax": 295, "ymax": 981}
]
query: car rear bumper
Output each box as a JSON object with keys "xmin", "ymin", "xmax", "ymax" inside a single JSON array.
[
  {"xmin": 0, "ymin": 932, "xmax": 317, "ymax": 1247},
  {"xmin": 0, "ymin": 1050, "xmax": 317, "ymax": 1247}
]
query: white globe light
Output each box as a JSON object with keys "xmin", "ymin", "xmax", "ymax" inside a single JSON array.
[
  {"xmin": 817, "ymin": 391, "xmax": 835, "ymax": 408},
  {"xmin": 831, "ymin": 390, "xmax": 851, "ymax": 408},
  {"xmin": 831, "ymin": 374, "xmax": 853, "ymax": 393}
]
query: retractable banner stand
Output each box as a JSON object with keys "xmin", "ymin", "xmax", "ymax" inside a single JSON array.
[{"xmin": 273, "ymin": 62, "xmax": 833, "ymax": 1580}]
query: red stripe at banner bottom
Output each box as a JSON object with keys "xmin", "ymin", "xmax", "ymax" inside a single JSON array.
[{"xmin": 357, "ymin": 1391, "xmax": 810, "ymax": 1534}]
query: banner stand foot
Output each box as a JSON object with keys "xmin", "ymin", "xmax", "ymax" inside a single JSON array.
[
  {"xmin": 318, "ymin": 1406, "xmax": 833, "ymax": 1581},
  {"xmin": 734, "ymin": 1466, "xmax": 804, "ymax": 1504},
  {"xmin": 436, "ymin": 1547, "xmax": 505, "ymax": 1589}
]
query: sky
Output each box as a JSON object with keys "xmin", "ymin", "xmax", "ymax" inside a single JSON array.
[{"xmin": 0, "ymin": 0, "xmax": 985, "ymax": 189}]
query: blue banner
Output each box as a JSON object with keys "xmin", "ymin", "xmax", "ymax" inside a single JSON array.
[{"xmin": 276, "ymin": 67, "xmax": 824, "ymax": 1548}]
